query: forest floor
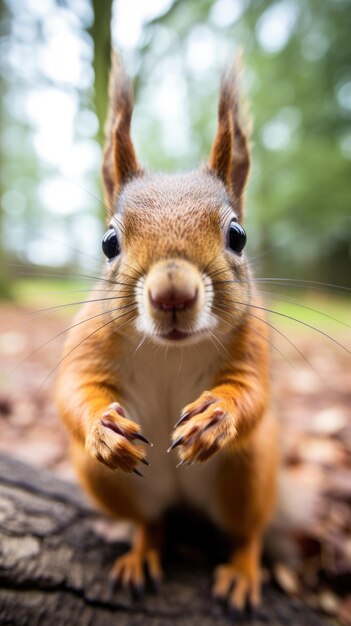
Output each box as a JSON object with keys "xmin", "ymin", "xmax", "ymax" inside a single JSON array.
[{"xmin": 0, "ymin": 293, "xmax": 350, "ymax": 624}]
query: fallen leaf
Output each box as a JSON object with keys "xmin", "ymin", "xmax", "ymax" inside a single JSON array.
[{"xmin": 274, "ymin": 563, "xmax": 300, "ymax": 595}]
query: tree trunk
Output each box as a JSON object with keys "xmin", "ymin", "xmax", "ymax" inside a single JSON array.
[
  {"xmin": 0, "ymin": 0, "xmax": 12, "ymax": 299},
  {"xmin": 90, "ymin": 0, "xmax": 113, "ymax": 148},
  {"xmin": 0, "ymin": 454, "xmax": 331, "ymax": 626}
]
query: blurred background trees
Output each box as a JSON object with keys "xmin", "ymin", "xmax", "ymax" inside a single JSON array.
[{"xmin": 0, "ymin": 0, "xmax": 350, "ymax": 296}]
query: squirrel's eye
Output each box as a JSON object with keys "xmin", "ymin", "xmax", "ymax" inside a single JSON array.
[
  {"xmin": 102, "ymin": 228, "xmax": 120, "ymax": 259},
  {"xmin": 227, "ymin": 220, "xmax": 247, "ymax": 254}
]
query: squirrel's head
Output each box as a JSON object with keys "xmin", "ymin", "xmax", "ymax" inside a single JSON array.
[{"xmin": 101, "ymin": 56, "xmax": 251, "ymax": 347}]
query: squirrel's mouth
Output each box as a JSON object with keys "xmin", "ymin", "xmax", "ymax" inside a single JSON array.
[
  {"xmin": 163, "ymin": 328, "xmax": 191, "ymax": 341},
  {"xmin": 154, "ymin": 327, "xmax": 207, "ymax": 343}
]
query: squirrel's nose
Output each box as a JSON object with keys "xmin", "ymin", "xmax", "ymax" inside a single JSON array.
[{"xmin": 149, "ymin": 287, "xmax": 198, "ymax": 311}]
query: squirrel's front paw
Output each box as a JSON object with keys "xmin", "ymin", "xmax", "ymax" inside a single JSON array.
[
  {"xmin": 169, "ymin": 392, "xmax": 237, "ymax": 465},
  {"xmin": 86, "ymin": 402, "xmax": 152, "ymax": 475}
]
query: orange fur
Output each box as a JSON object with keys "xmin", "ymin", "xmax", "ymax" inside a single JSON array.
[{"xmin": 56, "ymin": 57, "xmax": 278, "ymax": 612}]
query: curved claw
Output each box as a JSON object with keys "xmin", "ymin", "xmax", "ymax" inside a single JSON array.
[
  {"xmin": 167, "ymin": 435, "xmax": 184, "ymax": 453},
  {"xmin": 101, "ymin": 418, "xmax": 152, "ymax": 447},
  {"xmin": 174, "ymin": 411, "xmax": 191, "ymax": 429},
  {"xmin": 132, "ymin": 468, "xmax": 144, "ymax": 477},
  {"xmin": 149, "ymin": 572, "xmax": 162, "ymax": 593},
  {"xmin": 174, "ymin": 398, "xmax": 217, "ymax": 429},
  {"xmin": 132, "ymin": 581, "xmax": 145, "ymax": 602},
  {"xmin": 134, "ymin": 431, "xmax": 153, "ymax": 446}
]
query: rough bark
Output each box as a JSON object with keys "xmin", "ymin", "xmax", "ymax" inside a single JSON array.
[{"xmin": 0, "ymin": 454, "xmax": 331, "ymax": 626}]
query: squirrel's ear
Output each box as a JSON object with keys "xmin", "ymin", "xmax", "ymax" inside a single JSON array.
[
  {"xmin": 209, "ymin": 66, "xmax": 250, "ymax": 221},
  {"xmin": 102, "ymin": 53, "xmax": 142, "ymax": 209}
]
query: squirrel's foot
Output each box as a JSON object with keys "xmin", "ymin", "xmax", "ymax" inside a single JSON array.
[
  {"xmin": 212, "ymin": 562, "xmax": 261, "ymax": 615},
  {"xmin": 86, "ymin": 402, "xmax": 152, "ymax": 475},
  {"xmin": 212, "ymin": 537, "xmax": 262, "ymax": 615},
  {"xmin": 109, "ymin": 548, "xmax": 163, "ymax": 599},
  {"xmin": 169, "ymin": 391, "xmax": 237, "ymax": 464}
]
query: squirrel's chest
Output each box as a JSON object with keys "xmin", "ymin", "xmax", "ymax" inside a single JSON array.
[
  {"xmin": 114, "ymin": 340, "xmax": 222, "ymax": 519},
  {"xmin": 118, "ymin": 342, "xmax": 220, "ymax": 416},
  {"xmin": 118, "ymin": 340, "xmax": 220, "ymax": 429}
]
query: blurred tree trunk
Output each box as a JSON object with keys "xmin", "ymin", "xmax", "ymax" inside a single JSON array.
[
  {"xmin": 0, "ymin": 0, "xmax": 12, "ymax": 298},
  {"xmin": 89, "ymin": 0, "xmax": 113, "ymax": 148}
]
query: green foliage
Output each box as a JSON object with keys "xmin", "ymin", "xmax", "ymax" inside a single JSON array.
[
  {"xmin": 0, "ymin": 0, "xmax": 350, "ymax": 290},
  {"xmin": 131, "ymin": 0, "xmax": 351, "ymax": 282}
]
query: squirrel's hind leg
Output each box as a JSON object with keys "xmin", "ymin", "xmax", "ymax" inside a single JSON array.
[
  {"xmin": 212, "ymin": 411, "xmax": 278, "ymax": 613},
  {"xmin": 72, "ymin": 442, "xmax": 163, "ymax": 599},
  {"xmin": 71, "ymin": 441, "xmax": 164, "ymax": 597}
]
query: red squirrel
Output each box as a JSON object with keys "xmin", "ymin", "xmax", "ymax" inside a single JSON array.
[{"xmin": 56, "ymin": 56, "xmax": 278, "ymax": 613}]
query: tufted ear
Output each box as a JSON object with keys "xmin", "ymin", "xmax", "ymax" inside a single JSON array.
[
  {"xmin": 102, "ymin": 53, "xmax": 142, "ymax": 211},
  {"xmin": 209, "ymin": 65, "xmax": 251, "ymax": 222}
]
